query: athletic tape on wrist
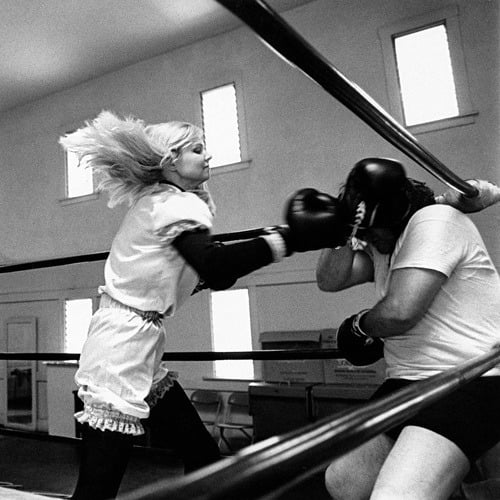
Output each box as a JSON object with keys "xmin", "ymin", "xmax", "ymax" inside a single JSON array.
[
  {"xmin": 352, "ymin": 309, "xmax": 374, "ymax": 344},
  {"xmin": 261, "ymin": 232, "xmax": 287, "ymax": 262}
]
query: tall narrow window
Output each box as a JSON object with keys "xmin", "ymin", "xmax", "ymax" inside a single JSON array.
[
  {"xmin": 210, "ymin": 289, "xmax": 253, "ymax": 379},
  {"xmin": 65, "ymin": 150, "xmax": 94, "ymax": 198},
  {"xmin": 64, "ymin": 298, "xmax": 93, "ymax": 353},
  {"xmin": 201, "ymin": 83, "xmax": 241, "ymax": 168},
  {"xmin": 379, "ymin": 6, "xmax": 474, "ymax": 132},
  {"xmin": 394, "ymin": 23, "xmax": 458, "ymax": 126}
]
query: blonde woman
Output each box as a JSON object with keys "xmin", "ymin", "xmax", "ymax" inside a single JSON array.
[{"xmin": 60, "ymin": 111, "xmax": 344, "ymax": 499}]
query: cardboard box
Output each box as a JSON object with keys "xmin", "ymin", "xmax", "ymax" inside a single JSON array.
[
  {"xmin": 249, "ymin": 382, "xmax": 313, "ymax": 440},
  {"xmin": 322, "ymin": 328, "xmax": 386, "ymax": 388},
  {"xmin": 260, "ymin": 330, "xmax": 324, "ymax": 383}
]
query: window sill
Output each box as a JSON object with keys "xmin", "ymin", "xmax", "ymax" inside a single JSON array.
[
  {"xmin": 203, "ymin": 376, "xmax": 263, "ymax": 383},
  {"xmin": 44, "ymin": 361, "xmax": 79, "ymax": 367},
  {"xmin": 209, "ymin": 159, "xmax": 252, "ymax": 176},
  {"xmin": 408, "ymin": 111, "xmax": 478, "ymax": 135},
  {"xmin": 58, "ymin": 193, "xmax": 100, "ymax": 206}
]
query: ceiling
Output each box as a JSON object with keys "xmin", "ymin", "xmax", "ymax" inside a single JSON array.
[{"xmin": 0, "ymin": 0, "xmax": 312, "ymax": 114}]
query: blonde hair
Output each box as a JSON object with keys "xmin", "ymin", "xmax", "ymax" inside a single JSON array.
[{"xmin": 59, "ymin": 111, "xmax": 204, "ymax": 207}]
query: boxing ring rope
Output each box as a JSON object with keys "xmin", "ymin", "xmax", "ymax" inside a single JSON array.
[
  {"xmin": 215, "ymin": 0, "xmax": 478, "ymax": 199},
  {"xmin": 0, "ymin": 348, "xmax": 341, "ymax": 361},
  {"xmin": 0, "ymin": 0, "xmax": 484, "ymax": 276},
  {"xmin": 1, "ymin": 347, "xmax": 499, "ymax": 499},
  {"xmin": 0, "ymin": 228, "xmax": 276, "ymax": 274},
  {"xmin": 122, "ymin": 344, "xmax": 500, "ymax": 500}
]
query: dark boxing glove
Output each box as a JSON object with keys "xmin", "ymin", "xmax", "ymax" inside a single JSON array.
[
  {"xmin": 284, "ymin": 188, "xmax": 350, "ymax": 252},
  {"xmin": 341, "ymin": 158, "xmax": 410, "ymax": 239},
  {"xmin": 337, "ymin": 310, "xmax": 384, "ymax": 366}
]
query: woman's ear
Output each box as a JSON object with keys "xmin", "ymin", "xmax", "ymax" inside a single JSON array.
[
  {"xmin": 169, "ymin": 149, "xmax": 181, "ymax": 170},
  {"xmin": 171, "ymin": 148, "xmax": 179, "ymax": 161},
  {"xmin": 160, "ymin": 148, "xmax": 179, "ymax": 171}
]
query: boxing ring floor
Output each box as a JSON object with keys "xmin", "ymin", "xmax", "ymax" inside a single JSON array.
[
  {"xmin": 0, "ymin": 434, "xmax": 499, "ymax": 500},
  {"xmin": 0, "ymin": 433, "xmax": 330, "ymax": 499},
  {"xmin": 0, "ymin": 487, "xmax": 49, "ymax": 500},
  {"xmin": 0, "ymin": 433, "xmax": 183, "ymax": 499}
]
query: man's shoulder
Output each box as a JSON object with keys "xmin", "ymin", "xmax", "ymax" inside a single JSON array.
[{"xmin": 410, "ymin": 203, "xmax": 468, "ymax": 225}]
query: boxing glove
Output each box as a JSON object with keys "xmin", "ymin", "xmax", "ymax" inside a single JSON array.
[
  {"xmin": 337, "ymin": 310, "xmax": 384, "ymax": 366},
  {"xmin": 341, "ymin": 158, "xmax": 410, "ymax": 233},
  {"xmin": 285, "ymin": 188, "xmax": 350, "ymax": 252}
]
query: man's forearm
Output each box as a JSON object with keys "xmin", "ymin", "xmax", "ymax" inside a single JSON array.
[
  {"xmin": 360, "ymin": 299, "xmax": 417, "ymax": 338},
  {"xmin": 316, "ymin": 246, "xmax": 357, "ymax": 291},
  {"xmin": 359, "ymin": 267, "xmax": 445, "ymax": 338}
]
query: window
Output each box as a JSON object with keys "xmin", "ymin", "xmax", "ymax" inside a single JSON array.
[
  {"xmin": 64, "ymin": 298, "xmax": 93, "ymax": 353},
  {"xmin": 201, "ymin": 83, "xmax": 241, "ymax": 168},
  {"xmin": 65, "ymin": 150, "xmax": 94, "ymax": 198},
  {"xmin": 394, "ymin": 24, "xmax": 458, "ymax": 126},
  {"xmin": 379, "ymin": 6, "xmax": 475, "ymax": 132},
  {"xmin": 210, "ymin": 289, "xmax": 254, "ymax": 379}
]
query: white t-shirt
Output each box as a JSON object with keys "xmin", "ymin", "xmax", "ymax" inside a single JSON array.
[
  {"xmin": 371, "ymin": 204, "xmax": 500, "ymax": 380},
  {"xmin": 100, "ymin": 183, "xmax": 213, "ymax": 315}
]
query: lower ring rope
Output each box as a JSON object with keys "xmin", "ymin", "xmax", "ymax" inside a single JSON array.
[{"xmin": 120, "ymin": 345, "xmax": 500, "ymax": 500}]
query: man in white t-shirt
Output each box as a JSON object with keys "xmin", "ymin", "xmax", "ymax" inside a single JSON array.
[{"xmin": 316, "ymin": 158, "xmax": 500, "ymax": 500}]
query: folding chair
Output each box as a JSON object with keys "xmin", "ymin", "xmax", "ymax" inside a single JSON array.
[
  {"xmin": 190, "ymin": 389, "xmax": 223, "ymax": 437},
  {"xmin": 215, "ymin": 391, "xmax": 254, "ymax": 454}
]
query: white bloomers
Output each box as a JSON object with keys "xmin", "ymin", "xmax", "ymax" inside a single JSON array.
[{"xmin": 74, "ymin": 294, "xmax": 176, "ymax": 436}]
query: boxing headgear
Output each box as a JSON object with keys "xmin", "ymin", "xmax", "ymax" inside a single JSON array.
[{"xmin": 341, "ymin": 158, "xmax": 413, "ymax": 243}]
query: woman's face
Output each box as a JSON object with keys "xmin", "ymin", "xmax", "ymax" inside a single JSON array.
[{"xmin": 173, "ymin": 141, "xmax": 211, "ymax": 190}]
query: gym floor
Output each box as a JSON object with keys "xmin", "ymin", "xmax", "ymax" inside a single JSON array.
[
  {"xmin": 0, "ymin": 434, "xmax": 331, "ymax": 499},
  {"xmin": 1, "ymin": 432, "xmax": 499, "ymax": 499},
  {"xmin": 0, "ymin": 434, "xmax": 183, "ymax": 498}
]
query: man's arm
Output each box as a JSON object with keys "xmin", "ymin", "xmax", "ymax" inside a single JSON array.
[
  {"xmin": 316, "ymin": 246, "xmax": 374, "ymax": 292},
  {"xmin": 360, "ymin": 266, "xmax": 447, "ymax": 337}
]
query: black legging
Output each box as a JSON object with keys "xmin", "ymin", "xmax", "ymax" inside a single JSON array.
[
  {"xmin": 72, "ymin": 381, "xmax": 221, "ymax": 500},
  {"xmin": 146, "ymin": 380, "xmax": 221, "ymax": 472}
]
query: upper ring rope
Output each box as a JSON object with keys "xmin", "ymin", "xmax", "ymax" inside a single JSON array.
[{"xmin": 215, "ymin": 0, "xmax": 478, "ymax": 198}]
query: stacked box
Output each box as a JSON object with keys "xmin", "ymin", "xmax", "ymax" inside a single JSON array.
[{"xmin": 260, "ymin": 330, "xmax": 324, "ymax": 383}]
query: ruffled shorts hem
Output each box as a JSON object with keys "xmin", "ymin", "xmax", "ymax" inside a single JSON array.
[
  {"xmin": 75, "ymin": 406, "xmax": 145, "ymax": 436},
  {"xmin": 75, "ymin": 372, "xmax": 179, "ymax": 436},
  {"xmin": 146, "ymin": 371, "xmax": 178, "ymax": 407}
]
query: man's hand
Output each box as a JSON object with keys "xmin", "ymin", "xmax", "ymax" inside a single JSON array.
[
  {"xmin": 436, "ymin": 179, "xmax": 500, "ymax": 213},
  {"xmin": 336, "ymin": 310, "xmax": 384, "ymax": 366}
]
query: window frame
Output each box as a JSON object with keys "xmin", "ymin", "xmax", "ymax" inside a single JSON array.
[
  {"xmin": 201, "ymin": 82, "xmax": 241, "ymax": 169},
  {"xmin": 60, "ymin": 148, "xmax": 98, "ymax": 204},
  {"xmin": 378, "ymin": 5, "xmax": 477, "ymax": 134},
  {"xmin": 209, "ymin": 287, "xmax": 256, "ymax": 381},
  {"xmin": 58, "ymin": 121, "xmax": 100, "ymax": 206},
  {"xmin": 62, "ymin": 295, "xmax": 98, "ymax": 354},
  {"xmin": 197, "ymin": 76, "xmax": 251, "ymax": 176}
]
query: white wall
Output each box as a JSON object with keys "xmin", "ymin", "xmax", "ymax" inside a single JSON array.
[
  {"xmin": 1, "ymin": 0, "xmax": 498, "ymax": 263},
  {"xmin": 0, "ymin": 0, "xmax": 498, "ymax": 431}
]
